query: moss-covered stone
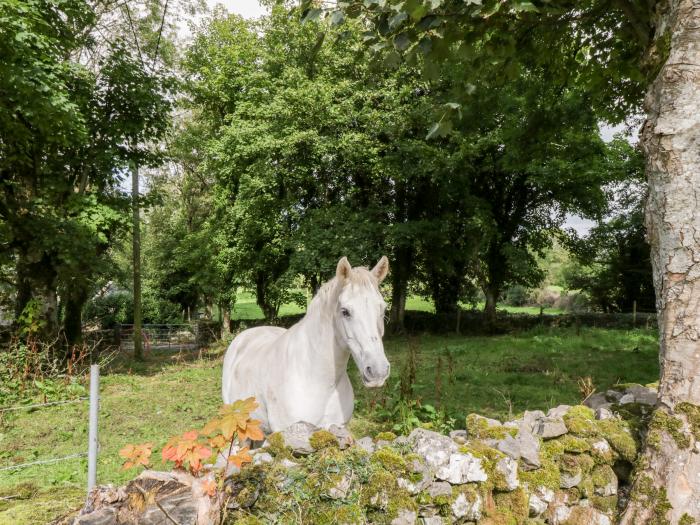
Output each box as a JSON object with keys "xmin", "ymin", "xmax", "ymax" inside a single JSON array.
[
  {"xmin": 647, "ymin": 409, "xmax": 690, "ymax": 450},
  {"xmin": 598, "ymin": 421, "xmax": 637, "ymax": 462},
  {"xmin": 627, "ymin": 474, "xmax": 672, "ymax": 525},
  {"xmin": 590, "ymin": 494, "xmax": 618, "ymax": 513},
  {"xmin": 466, "ymin": 414, "xmax": 517, "ymax": 440},
  {"xmin": 558, "ymin": 434, "xmax": 591, "ymax": 454},
  {"xmin": 563, "ymin": 406, "xmax": 597, "ymax": 436},
  {"xmin": 371, "ymin": 447, "xmax": 408, "ymax": 473},
  {"xmin": 520, "ymin": 456, "xmax": 561, "ymax": 491},
  {"xmin": 265, "ymin": 431, "xmax": 292, "ymax": 458},
  {"xmin": 374, "ymin": 431, "xmax": 397, "ymax": 442},
  {"xmin": 309, "ymin": 430, "xmax": 340, "ymax": 451},
  {"xmin": 677, "ymin": 402, "xmax": 700, "ymax": 441},
  {"xmin": 492, "ymin": 487, "xmax": 529, "ymax": 523}
]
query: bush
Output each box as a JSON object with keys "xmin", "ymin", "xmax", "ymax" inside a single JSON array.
[{"xmin": 503, "ymin": 285, "xmax": 531, "ymax": 306}]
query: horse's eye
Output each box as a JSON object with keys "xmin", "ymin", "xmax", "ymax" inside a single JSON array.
[{"xmin": 341, "ymin": 308, "xmax": 351, "ymax": 319}]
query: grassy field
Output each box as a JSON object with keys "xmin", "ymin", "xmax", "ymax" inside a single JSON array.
[
  {"xmin": 0, "ymin": 326, "xmax": 657, "ymax": 523},
  {"xmin": 232, "ymin": 291, "xmax": 564, "ymax": 319}
]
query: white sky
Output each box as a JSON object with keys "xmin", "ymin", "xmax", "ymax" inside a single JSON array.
[{"xmin": 208, "ymin": 0, "xmax": 266, "ymax": 19}]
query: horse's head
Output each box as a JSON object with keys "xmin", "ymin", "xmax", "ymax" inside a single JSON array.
[{"xmin": 333, "ymin": 256, "xmax": 391, "ymax": 388}]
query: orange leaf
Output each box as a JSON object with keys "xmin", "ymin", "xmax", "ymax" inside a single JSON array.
[
  {"xmin": 228, "ymin": 447, "xmax": 252, "ymax": 468},
  {"xmin": 119, "ymin": 442, "xmax": 153, "ymax": 470},
  {"xmin": 201, "ymin": 478, "xmax": 217, "ymax": 498}
]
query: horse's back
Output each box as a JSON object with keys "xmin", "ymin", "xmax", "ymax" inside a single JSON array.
[{"xmin": 222, "ymin": 325, "xmax": 286, "ymax": 405}]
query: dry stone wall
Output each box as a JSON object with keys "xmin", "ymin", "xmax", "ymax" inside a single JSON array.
[{"xmin": 75, "ymin": 384, "xmax": 658, "ymax": 525}]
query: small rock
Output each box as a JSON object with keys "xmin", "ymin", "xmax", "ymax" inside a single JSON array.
[
  {"xmin": 391, "ymin": 508, "xmax": 417, "ymax": 525},
  {"xmin": 567, "ymin": 506, "xmax": 612, "ymax": 525},
  {"xmin": 619, "ymin": 393, "xmax": 635, "ymax": 404},
  {"xmin": 280, "ymin": 458, "xmax": 299, "ymax": 469},
  {"xmin": 584, "ymin": 392, "xmax": 610, "ymax": 410},
  {"xmin": 595, "ymin": 407, "xmax": 614, "ymax": 420},
  {"xmin": 328, "ymin": 474, "xmax": 352, "ymax": 499},
  {"xmin": 560, "ymin": 470, "xmax": 582, "ymax": 489},
  {"xmin": 493, "ymin": 434, "xmax": 521, "ymax": 461},
  {"xmin": 280, "ymin": 421, "xmax": 319, "ymax": 455},
  {"xmin": 495, "ymin": 456, "xmax": 519, "ymax": 491},
  {"xmin": 546, "ymin": 405, "xmax": 571, "ymax": 419},
  {"xmin": 606, "ymin": 389, "xmax": 624, "ymax": 402},
  {"xmin": 394, "ymin": 435, "xmax": 409, "ymax": 446},
  {"xmin": 516, "ymin": 429, "xmax": 541, "ymax": 470},
  {"xmin": 253, "ymin": 452, "xmax": 273, "ymax": 465},
  {"xmin": 328, "ymin": 424, "xmax": 354, "ymax": 449},
  {"xmin": 376, "ymin": 439, "xmax": 394, "ymax": 448},
  {"xmin": 427, "ymin": 481, "xmax": 452, "ymax": 498},
  {"xmin": 535, "ymin": 417, "xmax": 568, "ymax": 439},
  {"xmin": 549, "ymin": 504, "xmax": 572, "ymax": 525},
  {"xmin": 451, "ymin": 492, "xmax": 482, "ymax": 521},
  {"xmin": 625, "ymin": 385, "xmax": 658, "ymax": 406},
  {"xmin": 590, "ymin": 439, "xmax": 613, "ymax": 461},
  {"xmin": 435, "ymin": 453, "xmax": 487, "ymax": 484},
  {"xmin": 528, "ymin": 493, "xmax": 548, "ymax": 517},
  {"xmin": 449, "ymin": 429, "xmax": 468, "ymax": 444},
  {"xmin": 408, "ymin": 428, "xmax": 458, "ymax": 469},
  {"xmin": 420, "ymin": 517, "xmax": 443, "ymax": 525},
  {"xmin": 356, "ymin": 436, "xmax": 375, "ymax": 453}
]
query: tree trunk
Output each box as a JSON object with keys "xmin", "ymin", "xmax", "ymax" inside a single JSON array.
[
  {"xmin": 483, "ymin": 285, "xmax": 498, "ymax": 325},
  {"xmin": 222, "ymin": 304, "xmax": 231, "ymax": 337},
  {"xmin": 63, "ymin": 286, "xmax": 89, "ymax": 348},
  {"xmin": 620, "ymin": 2, "xmax": 700, "ymax": 522},
  {"xmin": 132, "ymin": 162, "xmax": 143, "ymax": 361},
  {"xmin": 389, "ymin": 245, "xmax": 413, "ymax": 333}
]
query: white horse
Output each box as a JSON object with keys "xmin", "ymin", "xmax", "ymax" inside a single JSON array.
[{"xmin": 222, "ymin": 256, "xmax": 391, "ymax": 432}]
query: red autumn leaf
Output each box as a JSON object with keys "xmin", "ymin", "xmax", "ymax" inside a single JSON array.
[
  {"xmin": 119, "ymin": 442, "xmax": 153, "ymax": 470},
  {"xmin": 201, "ymin": 478, "xmax": 217, "ymax": 498},
  {"xmin": 228, "ymin": 447, "xmax": 253, "ymax": 468}
]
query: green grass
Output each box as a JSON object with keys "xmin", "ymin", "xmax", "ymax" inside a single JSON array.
[
  {"xmin": 233, "ymin": 290, "xmax": 564, "ymax": 319},
  {"xmin": 0, "ymin": 327, "xmax": 658, "ymax": 523}
]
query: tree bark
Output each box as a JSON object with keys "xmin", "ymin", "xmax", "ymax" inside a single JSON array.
[
  {"xmin": 483, "ymin": 286, "xmax": 498, "ymax": 325},
  {"xmin": 132, "ymin": 162, "xmax": 143, "ymax": 361},
  {"xmin": 63, "ymin": 285, "xmax": 89, "ymax": 348},
  {"xmin": 389, "ymin": 245, "xmax": 413, "ymax": 333},
  {"xmin": 621, "ymin": 1, "xmax": 700, "ymax": 522}
]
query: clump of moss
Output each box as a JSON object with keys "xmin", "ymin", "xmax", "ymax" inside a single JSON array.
[
  {"xmin": 677, "ymin": 402, "xmax": 700, "ymax": 441},
  {"xmin": 596, "ymin": 419, "xmax": 638, "ymax": 462},
  {"xmin": 590, "ymin": 494, "xmax": 618, "ymax": 513},
  {"xmin": 520, "ymin": 455, "xmax": 561, "ymax": 491},
  {"xmin": 371, "ymin": 447, "xmax": 407, "ymax": 473},
  {"xmin": 335, "ymin": 504, "xmax": 365, "ymax": 524},
  {"xmin": 309, "ymin": 430, "xmax": 339, "ymax": 451},
  {"xmin": 265, "ymin": 432, "xmax": 292, "ymax": 458},
  {"xmin": 374, "ymin": 431, "xmax": 397, "ymax": 442},
  {"xmin": 492, "ymin": 487, "xmax": 528, "ymax": 522},
  {"xmin": 361, "ymin": 469, "xmax": 416, "ymax": 523},
  {"xmin": 679, "ymin": 514, "xmax": 696, "ymax": 525},
  {"xmin": 466, "ymin": 414, "xmax": 516, "ymax": 440},
  {"xmin": 627, "ymin": 474, "xmax": 672, "ymax": 525},
  {"xmin": 558, "ymin": 434, "xmax": 591, "ymax": 454},
  {"xmin": 647, "ymin": 409, "xmax": 689, "ymax": 450},
  {"xmin": 232, "ymin": 517, "xmax": 265, "ymax": 525},
  {"xmin": 563, "ymin": 406, "xmax": 597, "ymax": 436}
]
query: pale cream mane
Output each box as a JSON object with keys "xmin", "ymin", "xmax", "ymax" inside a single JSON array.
[{"xmin": 305, "ymin": 267, "xmax": 379, "ymax": 319}]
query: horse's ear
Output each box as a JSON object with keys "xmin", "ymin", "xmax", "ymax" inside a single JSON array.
[
  {"xmin": 371, "ymin": 256, "xmax": 389, "ymax": 283},
  {"xmin": 336, "ymin": 256, "xmax": 352, "ymax": 281}
]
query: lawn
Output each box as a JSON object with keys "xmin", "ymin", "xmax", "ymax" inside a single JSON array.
[{"xmin": 0, "ymin": 326, "xmax": 658, "ymax": 523}]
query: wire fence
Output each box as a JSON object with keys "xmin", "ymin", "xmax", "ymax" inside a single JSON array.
[{"xmin": 0, "ymin": 365, "xmax": 100, "ymax": 497}]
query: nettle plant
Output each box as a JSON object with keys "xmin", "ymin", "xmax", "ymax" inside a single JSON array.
[{"xmin": 119, "ymin": 397, "xmax": 263, "ymax": 479}]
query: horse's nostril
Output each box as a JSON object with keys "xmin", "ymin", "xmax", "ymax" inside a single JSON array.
[{"xmin": 365, "ymin": 366, "xmax": 373, "ymax": 378}]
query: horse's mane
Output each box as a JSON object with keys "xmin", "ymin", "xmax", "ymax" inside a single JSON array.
[{"xmin": 305, "ymin": 267, "xmax": 378, "ymax": 319}]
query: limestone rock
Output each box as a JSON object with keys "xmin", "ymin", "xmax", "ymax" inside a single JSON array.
[
  {"xmin": 528, "ymin": 493, "xmax": 548, "ymax": 517},
  {"xmin": 328, "ymin": 424, "xmax": 354, "ymax": 449},
  {"xmin": 584, "ymin": 392, "xmax": 610, "ymax": 410},
  {"xmin": 595, "ymin": 407, "xmax": 614, "ymax": 420},
  {"xmin": 495, "ymin": 456, "xmax": 519, "ymax": 491},
  {"xmin": 619, "ymin": 393, "xmax": 635, "ymax": 404},
  {"xmin": 547, "ymin": 405, "xmax": 571, "ymax": 419},
  {"xmin": 280, "ymin": 421, "xmax": 319, "ymax": 455},
  {"xmin": 427, "ymin": 481, "xmax": 452, "ymax": 499},
  {"xmin": 560, "ymin": 469, "xmax": 582, "ymax": 489},
  {"xmin": 420, "ymin": 517, "xmax": 444, "ymax": 525},
  {"xmin": 408, "ymin": 428, "xmax": 458, "ymax": 469},
  {"xmin": 449, "ymin": 429, "xmax": 468, "ymax": 444},
  {"xmin": 535, "ymin": 417, "xmax": 568, "ymax": 439},
  {"xmin": 517, "ymin": 429, "xmax": 542, "ymax": 470},
  {"xmin": 356, "ymin": 436, "xmax": 375, "ymax": 454},
  {"xmin": 450, "ymin": 491, "xmax": 482, "ymax": 521},
  {"xmin": 435, "ymin": 452, "xmax": 487, "ymax": 484},
  {"xmin": 567, "ymin": 506, "xmax": 612, "ymax": 525},
  {"xmin": 391, "ymin": 508, "xmax": 418, "ymax": 525},
  {"xmin": 253, "ymin": 452, "xmax": 273, "ymax": 465}
]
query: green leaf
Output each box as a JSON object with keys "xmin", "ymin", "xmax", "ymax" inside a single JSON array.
[
  {"xmin": 302, "ymin": 8, "xmax": 322, "ymax": 23},
  {"xmin": 394, "ymin": 33, "xmax": 412, "ymax": 51},
  {"xmin": 389, "ymin": 12, "xmax": 408, "ymax": 30},
  {"xmin": 426, "ymin": 119, "xmax": 452, "ymax": 140},
  {"xmin": 330, "ymin": 10, "xmax": 345, "ymax": 26}
]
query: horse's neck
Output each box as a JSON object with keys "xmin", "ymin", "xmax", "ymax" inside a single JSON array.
[{"xmin": 294, "ymin": 300, "xmax": 349, "ymax": 384}]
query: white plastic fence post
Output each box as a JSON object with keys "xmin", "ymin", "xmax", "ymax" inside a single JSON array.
[{"xmin": 87, "ymin": 364, "xmax": 100, "ymax": 496}]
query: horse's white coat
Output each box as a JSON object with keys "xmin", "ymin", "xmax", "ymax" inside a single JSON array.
[{"xmin": 222, "ymin": 256, "xmax": 391, "ymax": 432}]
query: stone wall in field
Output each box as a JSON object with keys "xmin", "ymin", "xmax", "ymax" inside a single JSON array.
[{"xmin": 75, "ymin": 384, "xmax": 658, "ymax": 525}]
